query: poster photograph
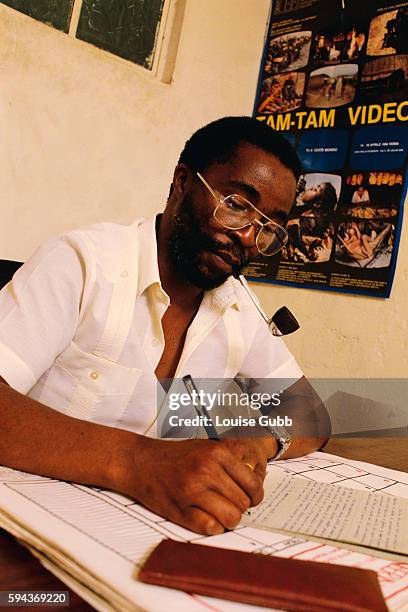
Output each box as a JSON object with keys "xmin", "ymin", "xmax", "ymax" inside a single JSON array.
[{"xmin": 250, "ymin": 0, "xmax": 408, "ymax": 297}]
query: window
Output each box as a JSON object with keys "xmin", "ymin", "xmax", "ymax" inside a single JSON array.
[
  {"xmin": 1, "ymin": 0, "xmax": 185, "ymax": 81},
  {"xmin": 76, "ymin": 0, "xmax": 165, "ymax": 70},
  {"xmin": 1, "ymin": 0, "xmax": 75, "ymax": 33}
]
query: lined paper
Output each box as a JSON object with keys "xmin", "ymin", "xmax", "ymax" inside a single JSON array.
[
  {"xmin": 245, "ymin": 471, "xmax": 408, "ymax": 554},
  {"xmin": 1, "ymin": 452, "xmax": 408, "ymax": 611},
  {"xmin": 8, "ymin": 481, "xmax": 170, "ymax": 564}
]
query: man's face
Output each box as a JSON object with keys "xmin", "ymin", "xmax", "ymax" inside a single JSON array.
[{"xmin": 169, "ymin": 142, "xmax": 297, "ymax": 290}]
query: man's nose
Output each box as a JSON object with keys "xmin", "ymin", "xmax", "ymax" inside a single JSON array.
[{"xmin": 227, "ymin": 224, "xmax": 257, "ymax": 249}]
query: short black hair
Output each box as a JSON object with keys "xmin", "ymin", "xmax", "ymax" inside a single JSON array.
[{"xmin": 178, "ymin": 116, "xmax": 301, "ymax": 180}]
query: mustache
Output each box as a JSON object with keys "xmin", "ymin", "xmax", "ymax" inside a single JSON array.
[
  {"xmin": 172, "ymin": 211, "xmax": 251, "ymax": 274},
  {"xmin": 195, "ymin": 233, "xmax": 250, "ymax": 268}
]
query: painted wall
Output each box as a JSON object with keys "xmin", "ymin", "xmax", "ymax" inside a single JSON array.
[{"xmin": 0, "ymin": 1, "xmax": 407, "ymax": 386}]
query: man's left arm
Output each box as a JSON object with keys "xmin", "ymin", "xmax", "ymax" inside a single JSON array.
[
  {"xmin": 267, "ymin": 375, "xmax": 332, "ymax": 459},
  {"xmin": 227, "ymin": 299, "xmax": 331, "ymax": 469},
  {"xmin": 220, "ymin": 376, "xmax": 331, "ymax": 477}
]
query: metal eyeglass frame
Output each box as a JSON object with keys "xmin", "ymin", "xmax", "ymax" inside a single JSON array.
[{"xmin": 196, "ymin": 172, "xmax": 288, "ymax": 256}]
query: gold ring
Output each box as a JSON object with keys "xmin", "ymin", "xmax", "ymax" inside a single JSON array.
[{"xmin": 245, "ymin": 462, "xmax": 255, "ymax": 471}]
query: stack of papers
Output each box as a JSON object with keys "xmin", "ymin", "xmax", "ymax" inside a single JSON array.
[{"xmin": 1, "ymin": 452, "xmax": 408, "ymax": 611}]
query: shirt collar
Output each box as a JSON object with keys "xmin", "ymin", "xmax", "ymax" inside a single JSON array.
[
  {"xmin": 208, "ymin": 276, "xmax": 242, "ymax": 312},
  {"xmin": 137, "ymin": 216, "xmax": 164, "ymax": 296},
  {"xmin": 137, "ymin": 215, "xmax": 243, "ymax": 311}
]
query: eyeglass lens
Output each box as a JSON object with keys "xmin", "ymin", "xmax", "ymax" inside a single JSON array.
[
  {"xmin": 256, "ymin": 224, "xmax": 287, "ymax": 255},
  {"xmin": 214, "ymin": 196, "xmax": 287, "ymax": 255}
]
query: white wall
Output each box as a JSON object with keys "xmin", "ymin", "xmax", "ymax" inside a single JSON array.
[
  {"xmin": 1, "ymin": 1, "xmax": 407, "ymax": 380},
  {"xmin": 0, "ymin": 1, "xmax": 270, "ymax": 255}
]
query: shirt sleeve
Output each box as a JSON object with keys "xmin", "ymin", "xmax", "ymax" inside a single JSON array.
[
  {"xmin": 239, "ymin": 314, "xmax": 303, "ymax": 382},
  {"xmin": 0, "ymin": 237, "xmax": 86, "ymax": 394}
]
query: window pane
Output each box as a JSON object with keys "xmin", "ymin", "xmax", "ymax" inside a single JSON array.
[
  {"xmin": 76, "ymin": 0, "xmax": 165, "ymax": 69},
  {"xmin": 1, "ymin": 0, "xmax": 74, "ymax": 33}
]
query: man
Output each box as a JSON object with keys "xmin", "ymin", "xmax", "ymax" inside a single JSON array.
[
  {"xmin": 351, "ymin": 185, "xmax": 370, "ymax": 205},
  {"xmin": 0, "ymin": 117, "xmax": 331, "ymax": 535}
]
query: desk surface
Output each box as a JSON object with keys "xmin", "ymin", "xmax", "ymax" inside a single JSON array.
[
  {"xmin": 1, "ymin": 438, "xmax": 407, "ymax": 610},
  {"xmin": 324, "ymin": 437, "xmax": 408, "ymax": 472}
]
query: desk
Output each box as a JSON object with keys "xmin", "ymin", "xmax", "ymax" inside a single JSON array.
[
  {"xmin": 324, "ymin": 437, "xmax": 408, "ymax": 472},
  {"xmin": 0, "ymin": 438, "xmax": 407, "ymax": 609}
]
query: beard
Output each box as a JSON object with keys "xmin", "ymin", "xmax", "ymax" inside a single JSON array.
[{"xmin": 168, "ymin": 194, "xmax": 250, "ymax": 290}]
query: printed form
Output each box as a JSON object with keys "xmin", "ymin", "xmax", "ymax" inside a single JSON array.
[{"xmin": 1, "ymin": 451, "xmax": 408, "ymax": 611}]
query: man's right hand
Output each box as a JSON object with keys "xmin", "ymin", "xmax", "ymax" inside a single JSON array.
[
  {"xmin": 112, "ymin": 437, "xmax": 265, "ymax": 535},
  {"xmin": 0, "ymin": 382, "xmax": 265, "ymax": 536}
]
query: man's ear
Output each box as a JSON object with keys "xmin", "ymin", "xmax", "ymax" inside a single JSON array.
[{"xmin": 172, "ymin": 163, "xmax": 193, "ymax": 196}]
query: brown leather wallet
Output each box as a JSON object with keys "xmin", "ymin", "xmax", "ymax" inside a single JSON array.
[{"xmin": 138, "ymin": 539, "xmax": 388, "ymax": 611}]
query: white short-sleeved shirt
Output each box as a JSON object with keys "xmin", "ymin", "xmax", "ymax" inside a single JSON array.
[{"xmin": 0, "ymin": 217, "xmax": 302, "ymax": 434}]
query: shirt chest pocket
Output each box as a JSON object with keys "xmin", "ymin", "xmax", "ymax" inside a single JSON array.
[{"xmin": 53, "ymin": 341, "xmax": 142, "ymax": 424}]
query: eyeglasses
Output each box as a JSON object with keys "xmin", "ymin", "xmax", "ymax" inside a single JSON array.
[{"xmin": 196, "ymin": 172, "xmax": 288, "ymax": 256}]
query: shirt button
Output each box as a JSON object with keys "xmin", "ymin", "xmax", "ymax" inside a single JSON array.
[
  {"xmin": 152, "ymin": 338, "xmax": 160, "ymax": 346},
  {"xmin": 90, "ymin": 371, "xmax": 99, "ymax": 380},
  {"xmin": 120, "ymin": 270, "xmax": 129, "ymax": 278}
]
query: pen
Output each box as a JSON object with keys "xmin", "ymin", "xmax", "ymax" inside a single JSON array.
[{"xmin": 182, "ymin": 375, "xmax": 221, "ymax": 441}]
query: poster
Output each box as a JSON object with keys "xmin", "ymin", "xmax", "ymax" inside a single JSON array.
[{"xmin": 249, "ymin": 0, "xmax": 408, "ymax": 297}]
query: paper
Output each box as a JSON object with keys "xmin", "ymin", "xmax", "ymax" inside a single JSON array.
[
  {"xmin": 244, "ymin": 471, "xmax": 408, "ymax": 555},
  {"xmin": 1, "ymin": 453, "xmax": 408, "ymax": 612}
]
